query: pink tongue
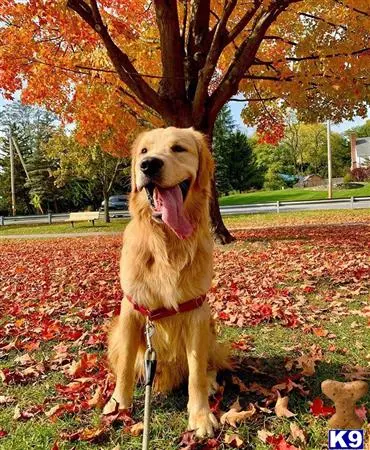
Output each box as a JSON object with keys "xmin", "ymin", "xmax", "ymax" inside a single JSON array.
[{"xmin": 154, "ymin": 185, "xmax": 193, "ymax": 239}]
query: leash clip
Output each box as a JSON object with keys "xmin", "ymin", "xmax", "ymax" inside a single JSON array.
[
  {"xmin": 144, "ymin": 318, "xmax": 157, "ymax": 387},
  {"xmin": 145, "ymin": 318, "xmax": 155, "ymax": 351}
]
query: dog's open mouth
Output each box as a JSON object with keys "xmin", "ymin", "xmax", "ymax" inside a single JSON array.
[{"xmin": 144, "ymin": 179, "xmax": 193, "ymax": 239}]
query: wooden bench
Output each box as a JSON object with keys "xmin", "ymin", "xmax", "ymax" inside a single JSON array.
[{"xmin": 66, "ymin": 212, "xmax": 100, "ymax": 227}]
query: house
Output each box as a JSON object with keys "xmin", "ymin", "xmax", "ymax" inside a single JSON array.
[
  {"xmin": 295, "ymin": 174, "xmax": 324, "ymax": 188},
  {"xmin": 350, "ymin": 134, "xmax": 370, "ymax": 169}
]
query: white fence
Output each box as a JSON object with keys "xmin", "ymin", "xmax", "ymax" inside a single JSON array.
[{"xmin": 1, "ymin": 196, "xmax": 369, "ymax": 226}]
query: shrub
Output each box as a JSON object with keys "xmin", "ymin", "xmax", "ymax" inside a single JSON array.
[
  {"xmin": 343, "ymin": 172, "xmax": 353, "ymax": 184},
  {"xmin": 350, "ymin": 167, "xmax": 370, "ymax": 182}
]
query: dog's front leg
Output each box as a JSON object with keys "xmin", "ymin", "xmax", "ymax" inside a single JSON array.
[
  {"xmin": 186, "ymin": 316, "xmax": 218, "ymax": 438},
  {"xmin": 104, "ymin": 305, "xmax": 141, "ymax": 414}
]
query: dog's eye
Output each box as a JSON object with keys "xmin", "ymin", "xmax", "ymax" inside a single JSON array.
[
  {"xmin": 141, "ymin": 148, "xmax": 148, "ymax": 154},
  {"xmin": 171, "ymin": 145, "xmax": 186, "ymax": 153}
]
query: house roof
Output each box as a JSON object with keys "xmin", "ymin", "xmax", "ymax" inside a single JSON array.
[{"xmin": 356, "ymin": 137, "xmax": 370, "ymax": 158}]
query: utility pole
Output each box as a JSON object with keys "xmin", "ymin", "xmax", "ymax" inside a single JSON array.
[
  {"xmin": 327, "ymin": 120, "xmax": 332, "ymax": 199},
  {"xmin": 12, "ymin": 136, "xmax": 30, "ymax": 181},
  {"xmin": 9, "ymin": 128, "xmax": 16, "ymax": 216}
]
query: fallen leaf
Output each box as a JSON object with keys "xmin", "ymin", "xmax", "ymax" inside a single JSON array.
[
  {"xmin": 128, "ymin": 421, "xmax": 144, "ymax": 436},
  {"xmin": 0, "ymin": 395, "xmax": 16, "ymax": 405},
  {"xmin": 289, "ymin": 423, "xmax": 306, "ymax": 444},
  {"xmin": 312, "ymin": 328, "xmax": 328, "ymax": 337},
  {"xmin": 13, "ymin": 405, "xmax": 21, "ymax": 420},
  {"xmin": 0, "ymin": 428, "xmax": 8, "ymax": 438},
  {"xmin": 88, "ymin": 386, "xmax": 104, "ymax": 409},
  {"xmin": 224, "ymin": 433, "xmax": 244, "ymax": 447},
  {"xmin": 342, "ymin": 365, "xmax": 370, "ymax": 381},
  {"xmin": 258, "ymin": 429, "xmax": 274, "ymax": 443},
  {"xmin": 295, "ymin": 355, "xmax": 316, "ymax": 376},
  {"xmin": 267, "ymin": 434, "xmax": 301, "ymax": 450},
  {"xmin": 355, "ymin": 404, "xmax": 368, "ymax": 421},
  {"xmin": 45, "ymin": 404, "xmax": 66, "ymax": 419},
  {"xmin": 178, "ymin": 430, "xmax": 197, "ymax": 449},
  {"xmin": 275, "ymin": 394, "xmax": 296, "ymax": 418},
  {"xmin": 310, "ymin": 398, "xmax": 335, "ymax": 417},
  {"xmin": 61, "ymin": 426, "xmax": 107, "ymax": 443},
  {"xmin": 220, "ymin": 400, "xmax": 256, "ymax": 427},
  {"xmin": 203, "ymin": 438, "xmax": 220, "ymax": 449}
]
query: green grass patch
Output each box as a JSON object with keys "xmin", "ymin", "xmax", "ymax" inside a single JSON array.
[
  {"xmin": 0, "ymin": 219, "xmax": 128, "ymax": 236},
  {"xmin": 219, "ymin": 184, "xmax": 370, "ymax": 206}
]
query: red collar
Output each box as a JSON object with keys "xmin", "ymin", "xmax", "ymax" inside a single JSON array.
[{"xmin": 125, "ymin": 293, "xmax": 207, "ymax": 321}]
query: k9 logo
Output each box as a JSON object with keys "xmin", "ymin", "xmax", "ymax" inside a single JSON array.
[{"xmin": 328, "ymin": 430, "xmax": 364, "ymax": 450}]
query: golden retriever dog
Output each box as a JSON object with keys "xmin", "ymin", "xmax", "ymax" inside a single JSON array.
[{"xmin": 105, "ymin": 127, "xmax": 229, "ymax": 437}]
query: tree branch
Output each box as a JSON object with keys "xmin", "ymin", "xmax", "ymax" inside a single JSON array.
[
  {"xmin": 250, "ymin": 46, "xmax": 370, "ymax": 67},
  {"xmin": 285, "ymin": 46, "xmax": 370, "ymax": 61},
  {"xmin": 153, "ymin": 0, "xmax": 186, "ymax": 100},
  {"xmin": 263, "ymin": 35, "xmax": 298, "ymax": 46},
  {"xmin": 107, "ymin": 159, "xmax": 123, "ymax": 194},
  {"xmin": 185, "ymin": 0, "xmax": 211, "ymax": 101},
  {"xmin": 192, "ymin": 0, "xmax": 238, "ymax": 121},
  {"xmin": 208, "ymin": 1, "xmax": 299, "ymax": 121},
  {"xmin": 67, "ymin": 0, "xmax": 172, "ymax": 119},
  {"xmin": 333, "ymin": 0, "xmax": 370, "ymax": 18},
  {"xmin": 299, "ymin": 12, "xmax": 347, "ymax": 31},
  {"xmin": 227, "ymin": 1, "xmax": 262, "ymax": 43}
]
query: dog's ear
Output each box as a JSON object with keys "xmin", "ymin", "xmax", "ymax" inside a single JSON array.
[
  {"xmin": 130, "ymin": 132, "xmax": 145, "ymax": 193},
  {"xmin": 190, "ymin": 128, "xmax": 214, "ymax": 191}
]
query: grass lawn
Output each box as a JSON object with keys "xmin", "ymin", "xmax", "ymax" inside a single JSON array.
[
  {"xmin": 0, "ymin": 215, "xmax": 369, "ymax": 449},
  {"xmin": 219, "ymin": 183, "xmax": 370, "ymax": 206},
  {"xmin": 1, "ymin": 209, "xmax": 370, "ymax": 237},
  {"xmin": 0, "ymin": 219, "xmax": 128, "ymax": 236}
]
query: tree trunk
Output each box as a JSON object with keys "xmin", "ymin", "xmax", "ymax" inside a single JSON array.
[
  {"xmin": 199, "ymin": 122, "xmax": 235, "ymax": 244},
  {"xmin": 103, "ymin": 191, "xmax": 110, "ymax": 223},
  {"xmin": 209, "ymin": 177, "xmax": 235, "ymax": 244}
]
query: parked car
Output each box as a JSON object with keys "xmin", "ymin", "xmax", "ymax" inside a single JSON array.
[{"xmin": 100, "ymin": 195, "xmax": 128, "ymax": 211}]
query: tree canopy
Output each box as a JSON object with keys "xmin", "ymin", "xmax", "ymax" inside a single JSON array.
[
  {"xmin": 1, "ymin": 1, "xmax": 369, "ymax": 148},
  {"xmin": 1, "ymin": 0, "xmax": 369, "ymax": 241}
]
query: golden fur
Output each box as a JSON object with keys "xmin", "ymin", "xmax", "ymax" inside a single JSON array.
[{"xmin": 105, "ymin": 127, "xmax": 229, "ymax": 437}]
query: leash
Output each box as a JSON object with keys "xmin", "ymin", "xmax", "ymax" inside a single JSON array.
[{"xmin": 142, "ymin": 318, "xmax": 157, "ymax": 450}]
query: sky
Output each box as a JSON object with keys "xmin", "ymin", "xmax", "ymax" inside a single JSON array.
[
  {"xmin": 229, "ymin": 99, "xmax": 367, "ymax": 136},
  {"xmin": 0, "ymin": 93, "xmax": 367, "ymax": 136}
]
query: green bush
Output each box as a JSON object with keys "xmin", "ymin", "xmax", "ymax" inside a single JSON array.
[{"xmin": 343, "ymin": 172, "xmax": 353, "ymax": 183}]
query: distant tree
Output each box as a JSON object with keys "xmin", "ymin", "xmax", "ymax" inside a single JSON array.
[
  {"xmin": 213, "ymin": 106, "xmax": 235, "ymax": 195},
  {"xmin": 44, "ymin": 131, "xmax": 129, "ymax": 222},
  {"xmin": 0, "ymin": 103, "xmax": 57, "ymax": 215},
  {"xmin": 25, "ymin": 147, "xmax": 61, "ymax": 213},
  {"xmin": 252, "ymin": 120, "xmax": 351, "ymax": 189},
  {"xmin": 347, "ymin": 119, "xmax": 370, "ymax": 138},
  {"xmin": 225, "ymin": 130, "xmax": 262, "ymax": 193},
  {"xmin": 264, "ymin": 162, "xmax": 286, "ymax": 191},
  {"xmin": 213, "ymin": 106, "xmax": 261, "ymax": 195}
]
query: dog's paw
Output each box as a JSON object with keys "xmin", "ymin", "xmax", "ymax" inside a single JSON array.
[{"xmin": 188, "ymin": 409, "xmax": 219, "ymax": 438}]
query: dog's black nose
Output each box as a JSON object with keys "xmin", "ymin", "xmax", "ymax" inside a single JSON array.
[{"xmin": 140, "ymin": 157, "xmax": 164, "ymax": 177}]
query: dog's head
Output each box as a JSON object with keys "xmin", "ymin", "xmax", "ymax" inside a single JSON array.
[{"xmin": 130, "ymin": 127, "xmax": 214, "ymax": 239}]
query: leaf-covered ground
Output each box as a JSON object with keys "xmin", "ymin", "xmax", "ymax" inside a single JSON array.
[{"xmin": 0, "ymin": 220, "xmax": 369, "ymax": 449}]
